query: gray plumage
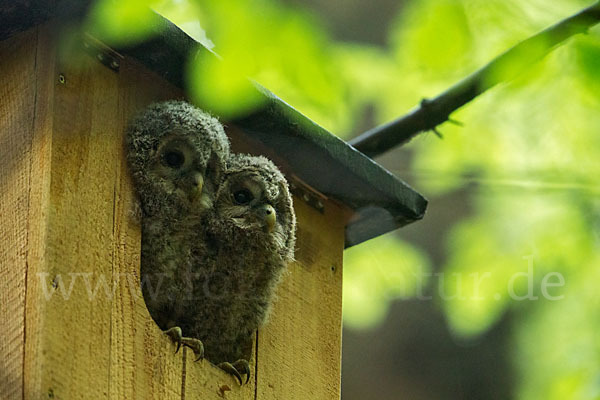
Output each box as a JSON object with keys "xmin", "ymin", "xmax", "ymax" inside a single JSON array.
[
  {"xmin": 126, "ymin": 100, "xmax": 230, "ymax": 219},
  {"xmin": 127, "ymin": 102, "xmax": 296, "ymax": 383},
  {"xmin": 126, "ymin": 100, "xmax": 230, "ymax": 331},
  {"xmin": 179, "ymin": 153, "xmax": 296, "ymax": 365}
]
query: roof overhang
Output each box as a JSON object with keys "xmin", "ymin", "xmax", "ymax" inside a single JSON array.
[{"xmin": 1, "ymin": 0, "xmax": 427, "ymax": 247}]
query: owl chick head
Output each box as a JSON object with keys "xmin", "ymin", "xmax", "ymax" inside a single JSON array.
[
  {"xmin": 213, "ymin": 154, "xmax": 296, "ymax": 261},
  {"xmin": 126, "ymin": 101, "xmax": 230, "ymax": 217}
]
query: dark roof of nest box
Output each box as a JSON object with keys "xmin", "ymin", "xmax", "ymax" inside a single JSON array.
[{"xmin": 1, "ymin": 0, "xmax": 427, "ymax": 247}]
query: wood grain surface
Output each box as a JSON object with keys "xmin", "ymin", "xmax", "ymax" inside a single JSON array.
[{"xmin": 1, "ymin": 25, "xmax": 345, "ymax": 400}]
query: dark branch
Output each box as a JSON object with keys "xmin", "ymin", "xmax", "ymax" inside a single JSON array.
[{"xmin": 350, "ymin": 1, "xmax": 600, "ymax": 158}]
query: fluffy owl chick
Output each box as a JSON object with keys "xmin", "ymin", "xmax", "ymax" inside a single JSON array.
[
  {"xmin": 125, "ymin": 101, "xmax": 230, "ymax": 353},
  {"xmin": 178, "ymin": 154, "xmax": 296, "ymax": 384},
  {"xmin": 126, "ymin": 100, "xmax": 230, "ymax": 218}
]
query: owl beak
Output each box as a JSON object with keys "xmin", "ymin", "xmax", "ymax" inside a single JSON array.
[
  {"xmin": 188, "ymin": 172, "xmax": 204, "ymax": 203},
  {"xmin": 259, "ymin": 204, "xmax": 276, "ymax": 232}
]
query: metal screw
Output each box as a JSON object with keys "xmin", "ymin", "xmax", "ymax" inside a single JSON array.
[{"xmin": 58, "ymin": 74, "xmax": 65, "ymax": 84}]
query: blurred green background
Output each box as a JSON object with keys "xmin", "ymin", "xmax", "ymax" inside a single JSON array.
[{"xmin": 89, "ymin": 0, "xmax": 600, "ymax": 398}]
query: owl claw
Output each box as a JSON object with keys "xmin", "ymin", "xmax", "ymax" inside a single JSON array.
[
  {"xmin": 234, "ymin": 359, "xmax": 251, "ymax": 384},
  {"xmin": 218, "ymin": 359, "xmax": 250, "ymax": 385},
  {"xmin": 165, "ymin": 327, "xmax": 183, "ymax": 353},
  {"xmin": 164, "ymin": 326, "xmax": 204, "ymax": 361},
  {"xmin": 185, "ymin": 338, "xmax": 205, "ymax": 361}
]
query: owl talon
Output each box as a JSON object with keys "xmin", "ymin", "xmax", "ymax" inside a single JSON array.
[
  {"xmin": 164, "ymin": 327, "xmax": 204, "ymax": 361},
  {"xmin": 164, "ymin": 327, "xmax": 183, "ymax": 353},
  {"xmin": 233, "ymin": 359, "xmax": 251, "ymax": 384},
  {"xmin": 218, "ymin": 359, "xmax": 250, "ymax": 385},
  {"xmin": 184, "ymin": 338, "xmax": 205, "ymax": 361}
]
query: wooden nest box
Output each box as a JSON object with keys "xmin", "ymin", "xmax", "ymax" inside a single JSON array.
[{"xmin": 0, "ymin": 3, "xmax": 426, "ymax": 399}]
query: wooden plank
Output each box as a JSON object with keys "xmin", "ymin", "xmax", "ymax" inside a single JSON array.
[
  {"xmin": 184, "ymin": 193, "xmax": 347, "ymax": 400},
  {"xmin": 13, "ymin": 28, "xmax": 345, "ymax": 399},
  {"xmin": 23, "ymin": 23, "xmax": 56, "ymax": 399},
  {"xmin": 180, "ymin": 117, "xmax": 347, "ymax": 400},
  {"xmin": 18, "ymin": 32, "xmax": 192, "ymax": 399},
  {"xmin": 255, "ymin": 198, "xmax": 345, "ymax": 400},
  {"xmin": 111, "ymin": 58, "xmax": 261, "ymax": 399},
  {"xmin": 109, "ymin": 133, "xmax": 185, "ymax": 400},
  {"xmin": 109, "ymin": 57, "xmax": 185, "ymax": 400},
  {"xmin": 227, "ymin": 125, "xmax": 346, "ymax": 399},
  {"xmin": 0, "ymin": 27, "xmax": 37, "ymax": 400},
  {"xmin": 29, "ymin": 33, "xmax": 121, "ymax": 399}
]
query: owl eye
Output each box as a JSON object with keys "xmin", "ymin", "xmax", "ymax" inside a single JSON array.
[
  {"xmin": 163, "ymin": 150, "xmax": 185, "ymax": 169},
  {"xmin": 233, "ymin": 188, "xmax": 254, "ymax": 205}
]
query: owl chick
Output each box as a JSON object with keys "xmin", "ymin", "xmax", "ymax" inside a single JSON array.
[
  {"xmin": 126, "ymin": 100, "xmax": 230, "ymax": 218},
  {"xmin": 126, "ymin": 100, "xmax": 230, "ymax": 355},
  {"xmin": 175, "ymin": 153, "xmax": 296, "ymax": 384}
]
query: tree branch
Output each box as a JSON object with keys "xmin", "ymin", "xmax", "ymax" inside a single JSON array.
[{"xmin": 350, "ymin": 1, "xmax": 600, "ymax": 158}]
